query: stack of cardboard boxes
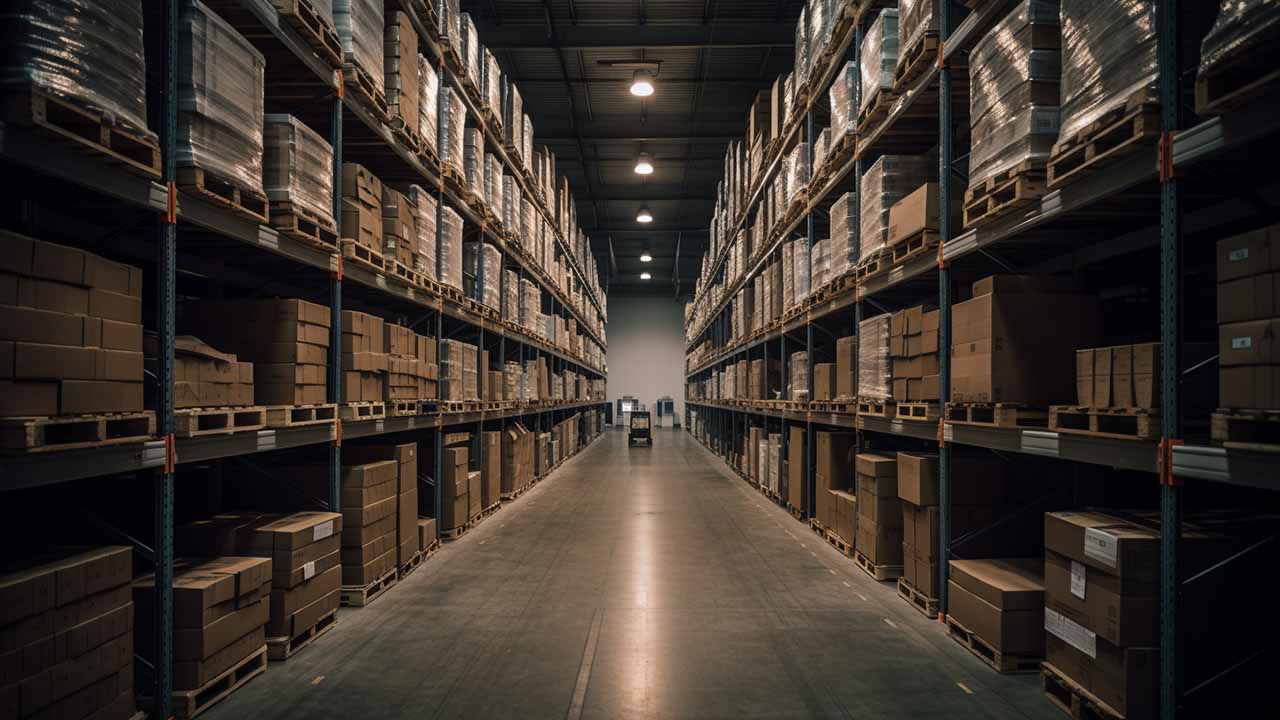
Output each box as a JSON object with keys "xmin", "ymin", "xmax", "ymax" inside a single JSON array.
[
  {"xmin": 345, "ymin": 443, "xmax": 420, "ymax": 574},
  {"xmin": 137, "ymin": 556, "xmax": 270, "ymax": 693},
  {"xmin": 383, "ymin": 12, "xmax": 419, "ymax": 143},
  {"xmin": 946, "ymin": 558, "xmax": 1045, "ymax": 668},
  {"xmin": 341, "ymin": 310, "xmax": 386, "ymax": 403},
  {"xmin": 502, "ymin": 422, "xmax": 534, "ymax": 496},
  {"xmin": 816, "ymin": 431, "xmax": 857, "ymax": 543},
  {"xmin": 182, "ymin": 511, "xmax": 342, "ymax": 650},
  {"xmin": 381, "ymin": 187, "xmax": 418, "ymax": 270},
  {"xmin": 890, "ymin": 305, "xmax": 940, "ymax": 403},
  {"xmin": 341, "ymin": 163, "xmax": 384, "ymax": 255},
  {"xmin": 184, "ymin": 298, "xmax": 331, "ymax": 406},
  {"xmin": 855, "ymin": 453, "xmax": 902, "ymax": 571},
  {"xmin": 440, "ymin": 339, "xmax": 478, "ymax": 400},
  {"xmin": 417, "ymin": 518, "xmax": 437, "ymax": 552},
  {"xmin": 950, "ymin": 275, "xmax": 1099, "ymax": 404},
  {"xmin": 168, "ymin": 336, "xmax": 255, "ymax": 408},
  {"xmin": 1, "ymin": 234, "xmax": 145, "ymax": 417},
  {"xmin": 1216, "ymin": 224, "xmax": 1280, "ymax": 412},
  {"xmin": 1, "ymin": 547, "xmax": 135, "ymax": 719},
  {"xmin": 338, "ymin": 461, "xmax": 400, "ymax": 592},
  {"xmin": 748, "ymin": 358, "xmax": 780, "ymax": 400},
  {"xmin": 481, "ymin": 431, "xmax": 501, "ymax": 511},
  {"xmin": 836, "ymin": 335, "xmax": 857, "ymax": 400},
  {"xmin": 385, "ymin": 324, "xmax": 434, "ymax": 404},
  {"xmin": 858, "ymin": 314, "xmax": 892, "ymax": 402},
  {"xmin": 440, "ymin": 441, "xmax": 470, "ymax": 532}
]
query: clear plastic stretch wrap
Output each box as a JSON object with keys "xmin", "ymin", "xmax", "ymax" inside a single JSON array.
[
  {"xmin": 521, "ymin": 197, "xmax": 535, "ymax": 248},
  {"xmin": 1058, "ymin": 0, "xmax": 1156, "ymax": 145},
  {"xmin": 435, "ymin": 0, "xmax": 460, "ymax": 49},
  {"xmin": 793, "ymin": 239, "xmax": 810, "ymax": 302},
  {"xmin": 783, "ymin": 73, "xmax": 794, "ymax": 126},
  {"xmin": 810, "ymin": 0, "xmax": 829, "ymax": 59},
  {"xmin": 794, "ymin": 6, "xmax": 809, "ymax": 91},
  {"xmin": 409, "ymin": 185, "xmax": 436, "ymax": 280},
  {"xmin": 335, "ymin": 0, "xmax": 384, "ymax": 91},
  {"xmin": 1198, "ymin": 0, "xmax": 1280, "ymax": 105},
  {"xmin": 897, "ymin": 0, "xmax": 937, "ymax": 67},
  {"xmin": 812, "ymin": 238, "xmax": 831, "ymax": 290},
  {"xmin": 813, "ymin": 128, "xmax": 829, "ymax": 176},
  {"xmin": 830, "ymin": 191, "xmax": 856, "ymax": 278},
  {"xmin": 502, "ymin": 269, "xmax": 518, "ymax": 321},
  {"xmin": 1, "ymin": 0, "xmax": 153, "ymax": 141},
  {"xmin": 968, "ymin": 0, "xmax": 1061, "ymax": 185},
  {"xmin": 486, "ymin": 154, "xmax": 503, "ymax": 215},
  {"xmin": 262, "ymin": 114, "xmax": 334, "ymax": 226},
  {"xmin": 177, "ymin": 1, "xmax": 264, "ymax": 193},
  {"xmin": 439, "ymin": 203, "xmax": 463, "ymax": 291},
  {"xmin": 782, "ymin": 241, "xmax": 795, "ymax": 310},
  {"xmin": 520, "ymin": 279, "xmax": 539, "ymax": 332},
  {"xmin": 787, "ymin": 143, "xmax": 810, "ymax": 204},
  {"xmin": 384, "ymin": 12, "xmax": 418, "ymax": 127},
  {"xmin": 483, "ymin": 48, "xmax": 501, "ymax": 114},
  {"xmin": 859, "ymin": 154, "xmax": 934, "ymax": 262},
  {"xmin": 460, "ymin": 13, "xmax": 481, "ymax": 88},
  {"xmin": 522, "ymin": 115, "xmax": 533, "ymax": 171},
  {"xmin": 440, "ymin": 86, "xmax": 466, "ymax": 174},
  {"xmin": 419, "ymin": 55, "xmax": 438, "ymax": 154},
  {"xmin": 464, "ymin": 128, "xmax": 483, "ymax": 197},
  {"xmin": 470, "ymin": 242, "xmax": 501, "ymax": 310},
  {"xmin": 858, "ymin": 314, "xmax": 891, "ymax": 400},
  {"xmin": 859, "ymin": 9, "xmax": 899, "ymax": 116},
  {"xmin": 440, "ymin": 339, "xmax": 477, "ymax": 400},
  {"xmin": 502, "ymin": 78, "xmax": 523, "ymax": 146},
  {"xmin": 790, "ymin": 351, "xmax": 809, "ymax": 401}
]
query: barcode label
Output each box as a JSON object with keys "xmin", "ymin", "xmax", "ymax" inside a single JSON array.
[
  {"xmin": 1232, "ymin": 336, "xmax": 1252, "ymax": 349},
  {"xmin": 302, "ymin": 561, "xmax": 316, "ymax": 580},
  {"xmin": 313, "ymin": 520, "xmax": 334, "ymax": 542},
  {"xmin": 1229, "ymin": 248, "xmax": 1249, "ymax": 262},
  {"xmin": 1084, "ymin": 527, "xmax": 1118, "ymax": 567},
  {"xmin": 1045, "ymin": 607, "xmax": 1096, "ymax": 658}
]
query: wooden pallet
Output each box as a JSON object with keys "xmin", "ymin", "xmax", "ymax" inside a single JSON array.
[
  {"xmin": 269, "ymin": 201, "xmax": 338, "ymax": 251},
  {"xmin": 271, "ymin": 0, "xmax": 342, "ymax": 68},
  {"xmin": 894, "ymin": 34, "xmax": 939, "ymax": 90},
  {"xmin": 896, "ymin": 577, "xmax": 939, "ymax": 619},
  {"xmin": 175, "ymin": 406, "xmax": 266, "ymax": 438},
  {"xmin": 1048, "ymin": 405, "xmax": 1159, "ymax": 441},
  {"xmin": 340, "ymin": 239, "xmax": 386, "ymax": 275},
  {"xmin": 1048, "ymin": 97, "xmax": 1159, "ymax": 188},
  {"xmin": 340, "ymin": 401, "xmax": 386, "ymax": 421},
  {"xmin": 945, "ymin": 402, "xmax": 1047, "ymax": 429},
  {"xmin": 1195, "ymin": 26, "xmax": 1280, "ymax": 117},
  {"xmin": 854, "ymin": 550, "xmax": 902, "ymax": 582},
  {"xmin": 266, "ymin": 608, "xmax": 337, "ymax": 661},
  {"xmin": 896, "ymin": 401, "xmax": 941, "ymax": 422},
  {"xmin": 397, "ymin": 549, "xmax": 424, "ymax": 580},
  {"xmin": 422, "ymin": 537, "xmax": 442, "ymax": 560},
  {"xmin": 2, "ymin": 86, "xmax": 161, "ymax": 178},
  {"xmin": 386, "ymin": 399, "xmax": 419, "ymax": 417},
  {"xmin": 0, "ymin": 412, "xmax": 155, "ymax": 453},
  {"xmin": 1210, "ymin": 408, "xmax": 1280, "ymax": 451},
  {"xmin": 787, "ymin": 503, "xmax": 805, "ymax": 522},
  {"xmin": 340, "ymin": 567, "xmax": 398, "ymax": 607},
  {"xmin": 963, "ymin": 160, "xmax": 1048, "ymax": 228},
  {"xmin": 857, "ymin": 399, "xmax": 895, "ymax": 417},
  {"xmin": 441, "ymin": 522, "xmax": 469, "ymax": 541},
  {"xmin": 384, "ymin": 257, "xmax": 423, "ymax": 287},
  {"xmin": 170, "ymin": 645, "xmax": 267, "ymax": 719},
  {"xmin": 265, "ymin": 403, "xmax": 337, "ymax": 428},
  {"xmin": 855, "ymin": 250, "xmax": 888, "ymax": 281},
  {"xmin": 1040, "ymin": 661, "xmax": 1125, "ymax": 719},
  {"xmin": 178, "ymin": 167, "xmax": 269, "ymax": 223},
  {"xmin": 945, "ymin": 615, "xmax": 1041, "ymax": 674},
  {"xmin": 342, "ymin": 61, "xmax": 389, "ymax": 121},
  {"xmin": 824, "ymin": 528, "xmax": 856, "ymax": 558},
  {"xmin": 856, "ymin": 87, "xmax": 895, "ymax": 136},
  {"xmin": 888, "ymin": 229, "xmax": 939, "ymax": 265}
]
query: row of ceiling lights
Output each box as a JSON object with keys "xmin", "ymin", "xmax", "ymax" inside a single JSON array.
[{"xmin": 612, "ymin": 66, "xmax": 657, "ymax": 278}]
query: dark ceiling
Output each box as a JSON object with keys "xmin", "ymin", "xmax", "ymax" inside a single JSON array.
[{"xmin": 461, "ymin": 0, "xmax": 801, "ymax": 296}]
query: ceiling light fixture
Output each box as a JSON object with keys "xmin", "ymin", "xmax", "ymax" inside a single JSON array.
[
  {"xmin": 640, "ymin": 272, "xmax": 652, "ymax": 280},
  {"xmin": 636, "ymin": 205, "xmax": 653, "ymax": 223},
  {"xmin": 634, "ymin": 152, "xmax": 654, "ymax": 175},
  {"xmin": 640, "ymin": 250, "xmax": 653, "ymax": 263},
  {"xmin": 630, "ymin": 70, "xmax": 655, "ymax": 97}
]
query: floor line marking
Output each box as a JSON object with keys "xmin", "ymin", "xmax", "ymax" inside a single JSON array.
[
  {"xmin": 883, "ymin": 618, "xmax": 898, "ymax": 629},
  {"xmin": 311, "ymin": 675, "xmax": 325, "ymax": 685},
  {"xmin": 857, "ymin": 593, "xmax": 868, "ymax": 601},
  {"xmin": 842, "ymin": 581, "xmax": 851, "ymax": 588},
  {"xmin": 566, "ymin": 609, "xmax": 605, "ymax": 720},
  {"xmin": 828, "ymin": 569, "xmax": 836, "ymax": 574},
  {"xmin": 957, "ymin": 682, "xmax": 974, "ymax": 695}
]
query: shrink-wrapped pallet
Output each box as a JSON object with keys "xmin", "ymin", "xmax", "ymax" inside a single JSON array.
[
  {"xmin": 504, "ymin": 176, "xmax": 521, "ymax": 232},
  {"xmin": 830, "ymin": 191, "xmax": 856, "ymax": 278},
  {"xmin": 440, "ymin": 86, "xmax": 466, "ymax": 175},
  {"xmin": 829, "ymin": 61, "xmax": 857, "ymax": 147},
  {"xmin": 435, "ymin": 0, "xmax": 460, "ymax": 51},
  {"xmin": 384, "ymin": 11, "xmax": 418, "ymax": 134},
  {"xmin": 439, "ymin": 203, "xmax": 463, "ymax": 291},
  {"xmin": 859, "ymin": 9, "xmax": 898, "ymax": 116},
  {"xmin": 177, "ymin": 1, "xmax": 264, "ymax": 194},
  {"xmin": 1057, "ymin": 0, "xmax": 1156, "ymax": 145},
  {"xmin": 787, "ymin": 142, "xmax": 810, "ymax": 204},
  {"xmin": 464, "ymin": 242, "xmax": 501, "ymax": 310},
  {"xmin": 858, "ymin": 155, "xmax": 933, "ymax": 262},
  {"xmin": 482, "ymin": 48, "xmax": 501, "ymax": 116},
  {"xmin": 335, "ymin": 0, "xmax": 384, "ymax": 91},
  {"xmin": 486, "ymin": 153, "xmax": 503, "ymax": 216},
  {"xmin": 1196, "ymin": 0, "xmax": 1280, "ymax": 115},
  {"xmin": 464, "ymin": 128, "xmax": 483, "ymax": 198},
  {"xmin": 812, "ymin": 238, "xmax": 831, "ymax": 290},
  {"xmin": 782, "ymin": 240, "xmax": 795, "ymax": 310},
  {"xmin": 794, "ymin": 5, "xmax": 810, "ymax": 91},
  {"xmin": 263, "ymin": 114, "xmax": 335, "ymax": 228},
  {"xmin": 790, "ymin": 351, "xmax": 809, "ymax": 401},
  {"xmin": 793, "ymin": 239, "xmax": 811, "ymax": 302},
  {"xmin": 897, "ymin": 0, "xmax": 937, "ymax": 70},
  {"xmin": 858, "ymin": 314, "xmax": 891, "ymax": 400},
  {"xmin": 969, "ymin": 0, "xmax": 1061, "ymax": 186},
  {"xmin": 459, "ymin": 13, "xmax": 481, "ymax": 89},
  {"xmin": 409, "ymin": 185, "xmax": 436, "ymax": 280},
  {"xmin": 1, "ymin": 0, "xmax": 153, "ymax": 142},
  {"xmin": 520, "ymin": 279, "xmax": 539, "ymax": 333},
  {"xmin": 419, "ymin": 56, "xmax": 438, "ymax": 154},
  {"xmin": 502, "ymin": 76, "xmax": 523, "ymax": 149},
  {"xmin": 502, "ymin": 269, "xmax": 519, "ymax": 321}
]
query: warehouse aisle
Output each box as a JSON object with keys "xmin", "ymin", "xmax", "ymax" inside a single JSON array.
[{"xmin": 207, "ymin": 429, "xmax": 1058, "ymax": 720}]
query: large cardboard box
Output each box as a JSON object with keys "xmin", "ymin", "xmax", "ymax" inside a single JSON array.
[
  {"xmin": 787, "ymin": 426, "xmax": 805, "ymax": 510},
  {"xmin": 815, "ymin": 431, "xmax": 855, "ymax": 524},
  {"xmin": 947, "ymin": 558, "xmax": 1044, "ymax": 656},
  {"xmin": 813, "ymin": 363, "xmax": 836, "ymax": 401},
  {"xmin": 835, "ymin": 335, "xmax": 856, "ymax": 399},
  {"xmin": 1044, "ymin": 633, "xmax": 1157, "ymax": 720},
  {"xmin": 440, "ymin": 447, "xmax": 469, "ymax": 530}
]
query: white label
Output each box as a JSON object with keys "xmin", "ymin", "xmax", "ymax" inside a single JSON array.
[
  {"xmin": 1045, "ymin": 607, "xmax": 1096, "ymax": 658},
  {"xmin": 1229, "ymin": 247, "xmax": 1249, "ymax": 262},
  {"xmin": 1232, "ymin": 336, "xmax": 1252, "ymax": 349},
  {"xmin": 313, "ymin": 520, "xmax": 334, "ymax": 542},
  {"xmin": 1070, "ymin": 560, "xmax": 1087, "ymax": 600},
  {"xmin": 302, "ymin": 561, "xmax": 316, "ymax": 580},
  {"xmin": 1083, "ymin": 527, "xmax": 1118, "ymax": 567}
]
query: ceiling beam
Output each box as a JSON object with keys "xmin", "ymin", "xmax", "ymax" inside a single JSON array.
[{"xmin": 474, "ymin": 22, "xmax": 793, "ymax": 50}]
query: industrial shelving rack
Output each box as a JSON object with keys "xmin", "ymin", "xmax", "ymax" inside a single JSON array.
[
  {"xmin": 0, "ymin": 0, "xmax": 609, "ymax": 715},
  {"xmin": 681, "ymin": 2, "xmax": 1280, "ymax": 719}
]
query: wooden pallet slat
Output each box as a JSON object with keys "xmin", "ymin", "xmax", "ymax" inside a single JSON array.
[
  {"xmin": 397, "ymin": 549, "xmax": 425, "ymax": 580},
  {"xmin": 893, "ymin": 33, "xmax": 939, "ymax": 90},
  {"xmin": 270, "ymin": 0, "xmax": 342, "ymax": 68},
  {"xmin": 340, "ymin": 567, "xmax": 398, "ymax": 607},
  {"xmin": 265, "ymin": 608, "xmax": 337, "ymax": 661},
  {"xmin": 897, "ymin": 578, "xmax": 940, "ymax": 619},
  {"xmin": 1048, "ymin": 405, "xmax": 1159, "ymax": 441},
  {"xmin": 824, "ymin": 528, "xmax": 856, "ymax": 558},
  {"xmin": 1210, "ymin": 408, "xmax": 1280, "ymax": 450},
  {"xmin": 265, "ymin": 403, "xmax": 337, "ymax": 428},
  {"xmin": 963, "ymin": 160, "xmax": 1048, "ymax": 228},
  {"xmin": 1040, "ymin": 661, "xmax": 1126, "ymax": 720},
  {"xmin": 177, "ymin": 166, "xmax": 270, "ymax": 223},
  {"xmin": 945, "ymin": 402, "xmax": 1048, "ymax": 429},
  {"xmin": 0, "ymin": 412, "xmax": 156, "ymax": 453},
  {"xmin": 2, "ymin": 86, "xmax": 161, "ymax": 178},
  {"xmin": 1194, "ymin": 27, "xmax": 1280, "ymax": 117},
  {"xmin": 342, "ymin": 61, "xmax": 390, "ymax": 121},
  {"xmin": 169, "ymin": 645, "xmax": 267, "ymax": 719},
  {"xmin": 269, "ymin": 201, "xmax": 338, "ymax": 250},
  {"xmin": 947, "ymin": 615, "xmax": 1042, "ymax": 674},
  {"xmin": 340, "ymin": 239, "xmax": 386, "ymax": 276},
  {"xmin": 1048, "ymin": 98, "xmax": 1160, "ymax": 188},
  {"xmin": 339, "ymin": 401, "xmax": 386, "ymax": 421},
  {"xmin": 854, "ymin": 549, "xmax": 902, "ymax": 582},
  {"xmin": 175, "ymin": 406, "xmax": 267, "ymax": 438},
  {"xmin": 896, "ymin": 401, "xmax": 941, "ymax": 422},
  {"xmin": 857, "ymin": 398, "xmax": 895, "ymax": 418}
]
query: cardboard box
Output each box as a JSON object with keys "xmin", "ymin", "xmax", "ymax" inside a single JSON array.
[
  {"xmin": 1219, "ymin": 318, "xmax": 1280, "ymax": 366},
  {"xmin": 1217, "ymin": 272, "xmax": 1279, "ymax": 324},
  {"xmin": 896, "ymin": 452, "xmax": 938, "ymax": 506},
  {"xmin": 1044, "ymin": 631, "xmax": 1157, "ymax": 720},
  {"xmin": 1216, "ymin": 224, "xmax": 1280, "ymax": 283},
  {"xmin": 1044, "ymin": 549, "xmax": 1156, "ymax": 648},
  {"xmin": 788, "ymin": 426, "xmax": 805, "ymax": 512},
  {"xmin": 855, "ymin": 520, "xmax": 902, "ymax": 566},
  {"xmin": 886, "ymin": 183, "xmax": 941, "ymax": 247},
  {"xmin": 1075, "ymin": 349, "xmax": 1094, "ymax": 406},
  {"xmin": 1092, "ymin": 346, "xmax": 1113, "ymax": 407},
  {"xmin": 813, "ymin": 363, "xmax": 835, "ymax": 400},
  {"xmin": 946, "ymin": 557, "xmax": 1044, "ymax": 656},
  {"xmin": 836, "ymin": 336, "xmax": 856, "ymax": 398}
]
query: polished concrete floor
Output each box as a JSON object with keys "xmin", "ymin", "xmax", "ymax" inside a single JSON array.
[{"xmin": 207, "ymin": 428, "xmax": 1059, "ymax": 720}]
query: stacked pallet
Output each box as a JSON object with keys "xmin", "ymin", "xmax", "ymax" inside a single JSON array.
[
  {"xmin": 183, "ymin": 298, "xmax": 332, "ymax": 408},
  {"xmin": 1214, "ymin": 224, "xmax": 1280, "ymax": 446},
  {"xmin": 501, "ymin": 422, "xmax": 534, "ymax": 498},
  {"xmin": 263, "ymin": 114, "xmax": 337, "ymax": 247},
  {"xmin": 0, "ymin": 234, "xmax": 145, "ymax": 423},
  {"xmin": 816, "ymin": 432, "xmax": 857, "ymax": 543},
  {"xmin": 341, "ymin": 310, "xmax": 386, "ymax": 404},
  {"xmin": 383, "ymin": 11, "xmax": 419, "ymax": 141},
  {"xmin": 381, "ymin": 187, "xmax": 417, "ymax": 271},
  {"xmin": 408, "ymin": 185, "xmax": 436, "ymax": 282},
  {"xmin": 857, "ymin": 314, "xmax": 892, "ymax": 412},
  {"xmin": 945, "ymin": 558, "xmax": 1045, "ymax": 673},
  {"xmin": 346, "ymin": 443, "xmax": 420, "ymax": 575},
  {"xmin": 341, "ymin": 162, "xmax": 384, "ymax": 266},
  {"xmin": 1, "ymin": 547, "xmax": 136, "ymax": 720},
  {"xmin": 440, "ymin": 443, "xmax": 470, "ymax": 535},
  {"xmin": 439, "ymin": 339, "xmax": 478, "ymax": 401},
  {"xmin": 385, "ymin": 324, "xmax": 435, "ymax": 406},
  {"xmin": 338, "ymin": 460, "xmax": 400, "ymax": 603},
  {"xmin": 858, "ymin": 155, "xmax": 934, "ymax": 273},
  {"xmin": 889, "ymin": 304, "xmax": 940, "ymax": 411},
  {"xmin": 334, "ymin": 0, "xmax": 386, "ymax": 113},
  {"xmin": 137, "ymin": 556, "xmax": 270, "ymax": 707},
  {"xmin": 855, "ymin": 453, "xmax": 903, "ymax": 579}
]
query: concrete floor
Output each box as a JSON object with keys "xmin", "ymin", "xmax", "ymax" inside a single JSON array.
[{"xmin": 207, "ymin": 428, "xmax": 1060, "ymax": 720}]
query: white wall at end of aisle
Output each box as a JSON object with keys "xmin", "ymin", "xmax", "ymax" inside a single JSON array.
[{"xmin": 606, "ymin": 296, "xmax": 687, "ymax": 422}]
